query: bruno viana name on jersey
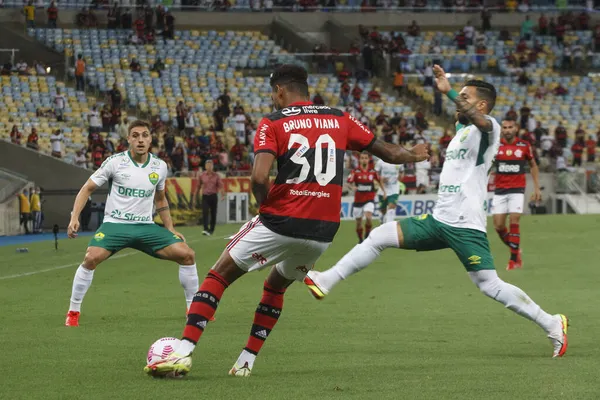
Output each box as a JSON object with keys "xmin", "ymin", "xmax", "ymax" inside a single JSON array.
[{"xmin": 283, "ymin": 118, "xmax": 340, "ymax": 133}]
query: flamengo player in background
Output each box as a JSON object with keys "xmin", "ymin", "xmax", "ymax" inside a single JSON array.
[
  {"xmin": 375, "ymin": 158, "xmax": 403, "ymax": 223},
  {"xmin": 144, "ymin": 65, "xmax": 429, "ymax": 378},
  {"xmin": 348, "ymin": 152, "xmax": 384, "ymax": 243},
  {"xmin": 65, "ymin": 120, "xmax": 199, "ymax": 327},
  {"xmin": 492, "ymin": 117, "xmax": 542, "ymax": 270},
  {"xmin": 304, "ymin": 66, "xmax": 568, "ymax": 358}
]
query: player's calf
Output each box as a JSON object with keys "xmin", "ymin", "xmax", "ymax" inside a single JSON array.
[
  {"xmin": 175, "ymin": 251, "xmax": 245, "ymax": 362},
  {"xmin": 66, "ymin": 246, "xmax": 111, "ymax": 327},
  {"xmin": 365, "ymin": 214, "xmax": 373, "ymax": 238},
  {"xmin": 492, "ymin": 215, "xmax": 510, "ymax": 247},
  {"xmin": 157, "ymin": 243, "xmax": 199, "ymax": 308},
  {"xmin": 232, "ymin": 267, "xmax": 291, "ymax": 377},
  {"xmin": 355, "ymin": 218, "xmax": 364, "ymax": 243}
]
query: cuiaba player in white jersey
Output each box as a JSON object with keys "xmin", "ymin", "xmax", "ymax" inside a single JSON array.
[
  {"xmin": 64, "ymin": 120, "xmax": 199, "ymax": 327},
  {"xmin": 375, "ymin": 158, "xmax": 403, "ymax": 223},
  {"xmin": 304, "ymin": 65, "xmax": 569, "ymax": 358}
]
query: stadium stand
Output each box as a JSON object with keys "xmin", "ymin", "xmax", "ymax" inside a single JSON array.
[{"xmin": 6, "ymin": 27, "xmax": 443, "ymax": 175}]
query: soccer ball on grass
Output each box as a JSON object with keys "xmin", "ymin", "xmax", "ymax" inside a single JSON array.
[{"xmin": 147, "ymin": 337, "xmax": 180, "ymax": 364}]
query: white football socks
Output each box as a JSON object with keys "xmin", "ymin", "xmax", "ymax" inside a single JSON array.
[
  {"xmin": 176, "ymin": 339, "xmax": 196, "ymax": 357},
  {"xmin": 316, "ymin": 222, "xmax": 400, "ymax": 292},
  {"xmin": 179, "ymin": 264, "xmax": 199, "ymax": 309},
  {"xmin": 383, "ymin": 209, "xmax": 396, "ymax": 223},
  {"xmin": 469, "ymin": 270, "xmax": 557, "ymax": 333},
  {"xmin": 235, "ymin": 349, "xmax": 257, "ymax": 369},
  {"xmin": 69, "ymin": 264, "xmax": 95, "ymax": 312}
]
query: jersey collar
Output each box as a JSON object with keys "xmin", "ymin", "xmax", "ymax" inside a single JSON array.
[
  {"xmin": 127, "ymin": 150, "xmax": 151, "ymax": 168},
  {"xmin": 287, "ymin": 101, "xmax": 313, "ymax": 107}
]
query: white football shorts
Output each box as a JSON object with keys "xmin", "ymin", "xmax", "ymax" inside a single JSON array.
[
  {"xmin": 227, "ymin": 216, "xmax": 331, "ymax": 281},
  {"xmin": 492, "ymin": 193, "xmax": 525, "ymax": 214},
  {"xmin": 352, "ymin": 201, "xmax": 375, "ymax": 219}
]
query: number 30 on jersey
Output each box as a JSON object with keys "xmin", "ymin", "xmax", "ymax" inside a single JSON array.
[{"xmin": 286, "ymin": 133, "xmax": 337, "ymax": 186}]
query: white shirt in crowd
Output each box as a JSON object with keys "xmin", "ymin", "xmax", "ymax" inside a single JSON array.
[
  {"xmin": 54, "ymin": 94, "xmax": 66, "ymax": 110},
  {"xmin": 233, "ymin": 113, "xmax": 246, "ymax": 132},
  {"xmin": 556, "ymin": 155, "xmax": 567, "ymax": 170},
  {"xmin": 463, "ymin": 24, "xmax": 475, "ymax": 40},
  {"xmin": 413, "ymin": 133, "xmax": 427, "ymax": 145},
  {"xmin": 74, "ymin": 153, "xmax": 87, "ymax": 168},
  {"xmin": 360, "ymin": 114, "xmax": 370, "ymax": 126},
  {"xmin": 265, "ymin": 0, "xmax": 273, "ymax": 9},
  {"xmin": 424, "ymin": 65, "xmax": 433, "ymax": 79},
  {"xmin": 88, "ymin": 110, "xmax": 102, "ymax": 128},
  {"xmin": 16, "ymin": 62, "xmax": 28, "ymax": 72},
  {"xmin": 527, "ymin": 116, "xmax": 536, "ymax": 133},
  {"xmin": 50, "ymin": 131, "xmax": 63, "ymax": 153},
  {"xmin": 540, "ymin": 134, "xmax": 554, "ymax": 151},
  {"xmin": 475, "ymin": 31, "xmax": 486, "ymax": 47},
  {"xmin": 185, "ymin": 113, "xmax": 195, "ymax": 128},
  {"xmin": 36, "ymin": 63, "xmax": 46, "ymax": 75}
]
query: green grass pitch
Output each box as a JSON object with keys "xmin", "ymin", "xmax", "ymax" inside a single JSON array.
[{"xmin": 1, "ymin": 215, "xmax": 599, "ymax": 400}]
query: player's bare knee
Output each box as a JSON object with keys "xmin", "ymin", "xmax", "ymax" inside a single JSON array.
[
  {"xmin": 493, "ymin": 219, "xmax": 506, "ymax": 231},
  {"xmin": 180, "ymin": 247, "xmax": 195, "ymax": 265},
  {"xmin": 82, "ymin": 249, "xmax": 103, "ymax": 269},
  {"xmin": 509, "ymin": 214, "xmax": 520, "ymax": 225}
]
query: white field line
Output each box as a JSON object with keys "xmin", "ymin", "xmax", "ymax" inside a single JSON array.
[{"xmin": 0, "ymin": 233, "xmax": 233, "ymax": 281}]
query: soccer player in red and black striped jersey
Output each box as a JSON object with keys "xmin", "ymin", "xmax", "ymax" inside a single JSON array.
[
  {"xmin": 491, "ymin": 117, "xmax": 542, "ymax": 270},
  {"xmin": 144, "ymin": 64, "xmax": 429, "ymax": 378},
  {"xmin": 348, "ymin": 152, "xmax": 384, "ymax": 243}
]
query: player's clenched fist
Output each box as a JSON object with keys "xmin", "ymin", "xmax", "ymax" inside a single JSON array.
[
  {"xmin": 67, "ymin": 219, "xmax": 80, "ymax": 238},
  {"xmin": 408, "ymin": 143, "xmax": 430, "ymax": 162}
]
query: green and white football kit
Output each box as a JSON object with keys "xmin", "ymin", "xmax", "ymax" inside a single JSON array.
[
  {"xmin": 400, "ymin": 119, "xmax": 499, "ymax": 271},
  {"xmin": 89, "ymin": 151, "xmax": 182, "ymax": 257},
  {"xmin": 375, "ymin": 159, "xmax": 403, "ymax": 224},
  {"xmin": 307, "ymin": 116, "xmax": 568, "ymax": 359}
]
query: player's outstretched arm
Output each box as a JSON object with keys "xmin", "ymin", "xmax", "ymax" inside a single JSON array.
[
  {"xmin": 369, "ymin": 139, "xmax": 429, "ymax": 164},
  {"xmin": 68, "ymin": 179, "xmax": 98, "ymax": 238},
  {"xmin": 433, "ymin": 64, "xmax": 493, "ymax": 133},
  {"xmin": 251, "ymin": 152, "xmax": 275, "ymax": 207}
]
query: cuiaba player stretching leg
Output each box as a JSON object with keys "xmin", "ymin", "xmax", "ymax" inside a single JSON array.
[
  {"xmin": 492, "ymin": 116, "xmax": 542, "ymax": 270},
  {"xmin": 65, "ymin": 120, "xmax": 199, "ymax": 327},
  {"xmin": 348, "ymin": 152, "xmax": 384, "ymax": 243},
  {"xmin": 304, "ymin": 66, "xmax": 568, "ymax": 358}
]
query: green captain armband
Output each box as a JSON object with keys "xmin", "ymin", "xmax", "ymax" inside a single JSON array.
[{"xmin": 447, "ymin": 89, "xmax": 459, "ymax": 101}]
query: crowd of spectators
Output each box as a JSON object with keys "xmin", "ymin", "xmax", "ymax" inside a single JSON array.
[
  {"xmin": 68, "ymin": 85, "xmax": 254, "ymax": 177},
  {"xmin": 1, "ymin": 59, "xmax": 49, "ymax": 76}
]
